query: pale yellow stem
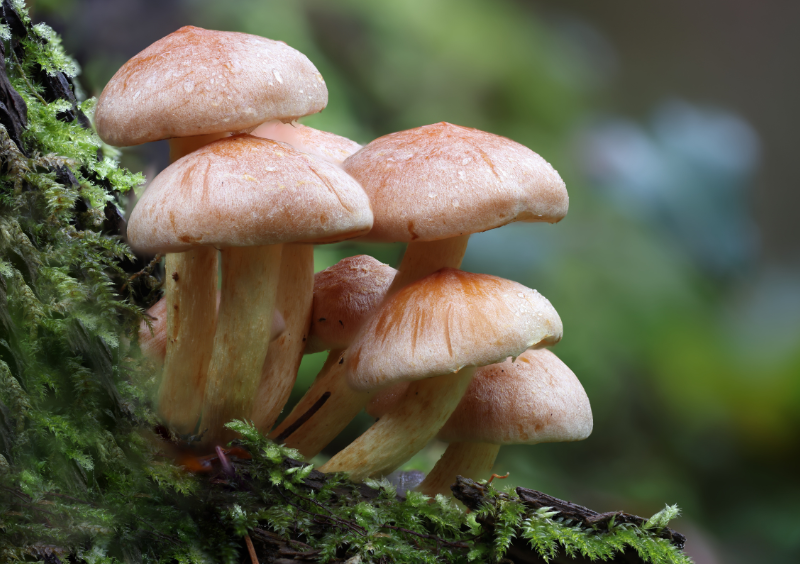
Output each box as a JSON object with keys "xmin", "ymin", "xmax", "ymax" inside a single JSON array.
[
  {"xmin": 202, "ymin": 245, "xmax": 283, "ymax": 444},
  {"xmin": 157, "ymin": 248, "xmax": 218, "ymax": 434},
  {"xmin": 157, "ymin": 134, "xmax": 228, "ymax": 433},
  {"xmin": 266, "ymin": 236, "xmax": 470, "ymax": 455},
  {"xmin": 416, "ymin": 442, "xmax": 500, "ymax": 497},
  {"xmin": 269, "ymin": 349, "xmax": 373, "ymax": 459},
  {"xmin": 320, "ymin": 367, "xmax": 476, "ymax": 481},
  {"xmin": 386, "ymin": 235, "xmax": 470, "ymax": 296},
  {"xmin": 251, "ymin": 244, "xmax": 314, "ymax": 432}
]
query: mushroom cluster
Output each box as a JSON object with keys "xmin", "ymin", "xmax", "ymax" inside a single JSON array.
[{"xmin": 108, "ymin": 25, "xmax": 592, "ymax": 489}]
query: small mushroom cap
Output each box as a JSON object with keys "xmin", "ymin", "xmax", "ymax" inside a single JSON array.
[
  {"xmin": 96, "ymin": 26, "xmax": 328, "ymax": 147},
  {"xmin": 343, "ymin": 122, "xmax": 568, "ymax": 242},
  {"xmin": 346, "ymin": 268, "xmax": 563, "ymax": 391},
  {"xmin": 306, "ymin": 255, "xmax": 397, "ymax": 354},
  {"xmin": 251, "ymin": 121, "xmax": 362, "ymax": 165},
  {"xmin": 437, "ymin": 349, "xmax": 592, "ymax": 445},
  {"xmin": 127, "ymin": 135, "xmax": 373, "ymax": 254}
]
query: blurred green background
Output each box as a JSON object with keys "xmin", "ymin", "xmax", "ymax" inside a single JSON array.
[{"xmin": 30, "ymin": 0, "xmax": 800, "ymax": 562}]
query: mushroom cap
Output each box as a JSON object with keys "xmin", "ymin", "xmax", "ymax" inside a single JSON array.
[
  {"xmin": 95, "ymin": 26, "xmax": 328, "ymax": 147},
  {"xmin": 251, "ymin": 121, "xmax": 362, "ymax": 165},
  {"xmin": 437, "ymin": 349, "xmax": 592, "ymax": 445},
  {"xmin": 342, "ymin": 122, "xmax": 568, "ymax": 243},
  {"xmin": 127, "ymin": 135, "xmax": 373, "ymax": 254},
  {"xmin": 306, "ymin": 255, "xmax": 397, "ymax": 354},
  {"xmin": 345, "ymin": 268, "xmax": 563, "ymax": 391}
]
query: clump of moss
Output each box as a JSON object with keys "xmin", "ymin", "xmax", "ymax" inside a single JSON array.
[{"xmin": 0, "ymin": 2, "xmax": 692, "ymax": 562}]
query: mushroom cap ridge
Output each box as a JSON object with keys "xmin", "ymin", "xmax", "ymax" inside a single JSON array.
[
  {"xmin": 345, "ymin": 268, "xmax": 563, "ymax": 391},
  {"xmin": 96, "ymin": 26, "xmax": 328, "ymax": 147},
  {"xmin": 127, "ymin": 135, "xmax": 373, "ymax": 254},
  {"xmin": 343, "ymin": 122, "xmax": 568, "ymax": 243},
  {"xmin": 438, "ymin": 348, "xmax": 592, "ymax": 445}
]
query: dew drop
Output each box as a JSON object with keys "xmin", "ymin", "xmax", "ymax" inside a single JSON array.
[{"xmin": 273, "ymin": 69, "xmax": 283, "ymax": 83}]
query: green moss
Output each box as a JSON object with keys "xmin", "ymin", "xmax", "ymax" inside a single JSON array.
[{"xmin": 0, "ymin": 2, "xmax": 693, "ymax": 562}]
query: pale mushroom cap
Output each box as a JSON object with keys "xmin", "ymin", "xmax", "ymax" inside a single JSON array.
[
  {"xmin": 251, "ymin": 121, "xmax": 362, "ymax": 165},
  {"xmin": 437, "ymin": 349, "xmax": 592, "ymax": 445},
  {"xmin": 127, "ymin": 135, "xmax": 373, "ymax": 254},
  {"xmin": 95, "ymin": 26, "xmax": 328, "ymax": 147},
  {"xmin": 306, "ymin": 255, "xmax": 397, "ymax": 353},
  {"xmin": 343, "ymin": 122, "xmax": 568, "ymax": 242},
  {"xmin": 346, "ymin": 268, "xmax": 563, "ymax": 391}
]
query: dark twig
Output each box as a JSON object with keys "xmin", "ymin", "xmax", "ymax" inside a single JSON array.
[
  {"xmin": 276, "ymin": 488, "xmax": 367, "ymax": 537},
  {"xmin": 274, "ymin": 392, "xmax": 331, "ymax": 443},
  {"xmin": 120, "ymin": 253, "xmax": 163, "ymax": 293},
  {"xmin": 379, "ymin": 523, "xmax": 470, "ymax": 549}
]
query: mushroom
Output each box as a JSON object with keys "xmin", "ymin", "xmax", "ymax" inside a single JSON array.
[
  {"xmin": 96, "ymin": 26, "xmax": 330, "ymax": 435},
  {"xmin": 319, "ymin": 268, "xmax": 563, "ymax": 481},
  {"xmin": 248, "ymin": 125, "xmax": 363, "ymax": 432},
  {"xmin": 342, "ymin": 122, "xmax": 568, "ymax": 293},
  {"xmin": 269, "ymin": 255, "xmax": 396, "ymax": 458},
  {"xmin": 95, "ymin": 26, "xmax": 328, "ymax": 161},
  {"xmin": 415, "ymin": 349, "xmax": 592, "ymax": 497},
  {"xmin": 251, "ymin": 121, "xmax": 362, "ymax": 166},
  {"xmin": 127, "ymin": 135, "xmax": 372, "ymax": 443}
]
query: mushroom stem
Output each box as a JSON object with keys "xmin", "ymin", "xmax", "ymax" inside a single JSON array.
[
  {"xmin": 319, "ymin": 366, "xmax": 476, "ymax": 481},
  {"xmin": 156, "ymin": 134, "xmax": 227, "ymax": 434},
  {"xmin": 269, "ymin": 349, "xmax": 373, "ymax": 459},
  {"xmin": 415, "ymin": 442, "xmax": 500, "ymax": 497},
  {"xmin": 386, "ymin": 235, "xmax": 470, "ymax": 296},
  {"xmin": 157, "ymin": 248, "xmax": 218, "ymax": 433},
  {"xmin": 202, "ymin": 244, "xmax": 283, "ymax": 444},
  {"xmin": 168, "ymin": 132, "xmax": 230, "ymax": 162},
  {"xmin": 251, "ymin": 244, "xmax": 314, "ymax": 432}
]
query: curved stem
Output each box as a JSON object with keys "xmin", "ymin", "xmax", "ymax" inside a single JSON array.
[
  {"xmin": 269, "ymin": 349, "xmax": 373, "ymax": 459},
  {"xmin": 386, "ymin": 235, "xmax": 470, "ymax": 297},
  {"xmin": 202, "ymin": 244, "xmax": 282, "ymax": 444},
  {"xmin": 319, "ymin": 367, "xmax": 476, "ymax": 481},
  {"xmin": 416, "ymin": 442, "xmax": 500, "ymax": 497},
  {"xmin": 251, "ymin": 244, "xmax": 314, "ymax": 432},
  {"xmin": 157, "ymin": 248, "xmax": 217, "ymax": 434}
]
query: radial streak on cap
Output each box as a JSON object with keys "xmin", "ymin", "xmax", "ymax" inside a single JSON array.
[
  {"xmin": 319, "ymin": 268, "xmax": 563, "ymax": 481},
  {"xmin": 417, "ymin": 349, "xmax": 592, "ymax": 497},
  {"xmin": 269, "ymin": 255, "xmax": 397, "ymax": 458},
  {"xmin": 343, "ymin": 122, "xmax": 568, "ymax": 294},
  {"xmin": 129, "ymin": 136, "xmax": 372, "ymax": 443}
]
